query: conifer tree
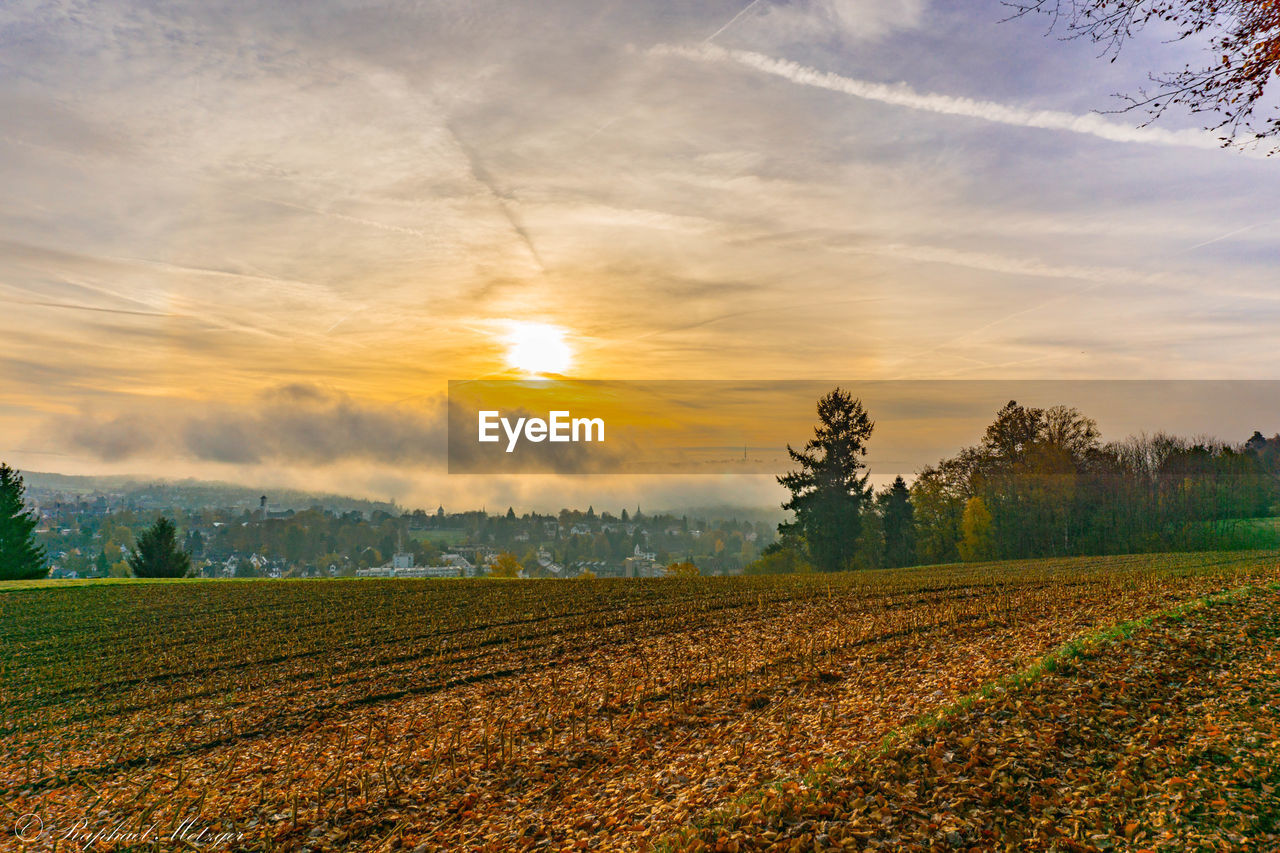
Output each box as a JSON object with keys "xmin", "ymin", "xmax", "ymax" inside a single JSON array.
[
  {"xmin": 777, "ymin": 388, "xmax": 874, "ymax": 571},
  {"xmin": 0, "ymin": 464, "xmax": 47, "ymax": 580},
  {"xmin": 127, "ymin": 516, "xmax": 192, "ymax": 578}
]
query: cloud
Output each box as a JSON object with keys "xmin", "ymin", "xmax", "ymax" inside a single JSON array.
[
  {"xmin": 746, "ymin": 0, "xmax": 928, "ymax": 44},
  {"xmin": 843, "ymin": 241, "xmax": 1162, "ymax": 287},
  {"xmin": 46, "ymin": 385, "xmax": 448, "ymax": 466},
  {"xmin": 654, "ymin": 43, "xmax": 1231, "ymax": 151},
  {"xmin": 58, "ymin": 413, "xmax": 163, "ymax": 462}
]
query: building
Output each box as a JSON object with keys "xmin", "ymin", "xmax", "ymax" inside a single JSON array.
[
  {"xmin": 356, "ymin": 552, "xmax": 461, "ymax": 579},
  {"xmin": 623, "ymin": 553, "xmax": 660, "ymax": 578},
  {"xmin": 440, "ymin": 553, "xmax": 474, "ymax": 575},
  {"xmin": 533, "ymin": 550, "xmax": 564, "ymax": 577}
]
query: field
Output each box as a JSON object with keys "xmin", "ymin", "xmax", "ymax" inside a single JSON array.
[
  {"xmin": 408, "ymin": 529, "xmax": 471, "ymax": 546},
  {"xmin": 679, "ymin": 584, "xmax": 1280, "ymax": 851},
  {"xmin": 3, "ymin": 552, "xmax": 1278, "ymax": 851},
  {"xmin": 1205, "ymin": 517, "xmax": 1280, "ymax": 550}
]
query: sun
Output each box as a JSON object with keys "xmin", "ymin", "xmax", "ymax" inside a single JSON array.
[{"xmin": 503, "ymin": 322, "xmax": 573, "ymax": 375}]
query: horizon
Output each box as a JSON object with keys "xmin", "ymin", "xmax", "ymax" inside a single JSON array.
[
  {"xmin": 16, "ymin": 376, "xmax": 1280, "ymax": 513},
  {"xmin": 18, "ymin": 466, "xmax": 791, "ymax": 519}
]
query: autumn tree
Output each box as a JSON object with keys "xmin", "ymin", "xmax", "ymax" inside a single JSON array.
[
  {"xmin": 0, "ymin": 463, "xmax": 46, "ymax": 580},
  {"xmin": 743, "ymin": 542, "xmax": 813, "ymax": 574},
  {"xmin": 1043, "ymin": 405, "xmax": 1102, "ymax": 458},
  {"xmin": 1007, "ymin": 0, "xmax": 1280, "ymax": 147},
  {"xmin": 958, "ymin": 496, "xmax": 995, "ymax": 562},
  {"xmin": 909, "ymin": 396, "xmax": 1280, "ymax": 558},
  {"xmin": 128, "ymin": 517, "xmax": 192, "ymax": 578},
  {"xmin": 910, "ymin": 447, "xmax": 985, "ymax": 565},
  {"xmin": 976, "ymin": 402, "xmax": 1098, "ymax": 557},
  {"xmin": 983, "ymin": 400, "xmax": 1046, "ymax": 462},
  {"xmin": 777, "ymin": 388, "xmax": 875, "ymax": 572},
  {"xmin": 664, "ymin": 560, "xmax": 700, "ymax": 578},
  {"xmin": 487, "ymin": 551, "xmax": 523, "ymax": 578}
]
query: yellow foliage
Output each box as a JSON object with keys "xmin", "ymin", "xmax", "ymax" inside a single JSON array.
[
  {"xmin": 664, "ymin": 560, "xmax": 699, "ymax": 578},
  {"xmin": 487, "ymin": 551, "xmax": 523, "ymax": 578},
  {"xmin": 958, "ymin": 496, "xmax": 994, "ymax": 562}
]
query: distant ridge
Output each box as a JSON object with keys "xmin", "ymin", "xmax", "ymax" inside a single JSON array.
[
  {"xmin": 650, "ymin": 504, "xmax": 787, "ymax": 525},
  {"xmin": 21, "ymin": 471, "xmax": 399, "ymax": 515}
]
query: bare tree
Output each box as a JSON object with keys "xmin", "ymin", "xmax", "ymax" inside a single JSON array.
[{"xmin": 1006, "ymin": 0, "xmax": 1280, "ymax": 149}]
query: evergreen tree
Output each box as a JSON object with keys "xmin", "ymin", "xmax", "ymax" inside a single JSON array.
[
  {"xmin": 877, "ymin": 475, "xmax": 916, "ymax": 568},
  {"xmin": 777, "ymin": 388, "xmax": 874, "ymax": 571},
  {"xmin": 127, "ymin": 516, "xmax": 192, "ymax": 578},
  {"xmin": 184, "ymin": 528, "xmax": 204, "ymax": 557},
  {"xmin": 0, "ymin": 464, "xmax": 47, "ymax": 580}
]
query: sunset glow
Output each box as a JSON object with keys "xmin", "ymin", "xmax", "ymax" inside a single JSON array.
[{"xmin": 503, "ymin": 322, "xmax": 573, "ymax": 376}]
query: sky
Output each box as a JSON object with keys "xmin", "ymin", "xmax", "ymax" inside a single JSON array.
[{"xmin": 2, "ymin": 0, "xmax": 1278, "ymax": 511}]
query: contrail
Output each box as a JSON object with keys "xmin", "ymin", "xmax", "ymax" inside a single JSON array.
[
  {"xmin": 704, "ymin": 0, "xmax": 762, "ymax": 43},
  {"xmin": 1180, "ymin": 219, "xmax": 1279, "ymax": 253},
  {"xmin": 324, "ymin": 306, "xmax": 366, "ymax": 334},
  {"xmin": 0, "ymin": 448, "xmax": 72, "ymax": 456},
  {"xmin": 584, "ymin": 0, "xmax": 763, "ymax": 143},
  {"xmin": 654, "ymin": 43, "xmax": 1233, "ymax": 151},
  {"xmin": 4, "ymin": 298, "xmax": 174, "ymax": 318},
  {"xmin": 881, "ymin": 278, "xmax": 1112, "ymax": 378},
  {"xmin": 444, "ymin": 121, "xmax": 549, "ymax": 276},
  {"xmin": 242, "ymin": 193, "xmax": 429, "ymax": 238},
  {"xmin": 583, "ymin": 116, "xmax": 622, "ymax": 143}
]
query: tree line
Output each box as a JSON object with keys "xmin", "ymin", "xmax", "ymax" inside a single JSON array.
[{"xmin": 756, "ymin": 389, "xmax": 1280, "ymax": 573}]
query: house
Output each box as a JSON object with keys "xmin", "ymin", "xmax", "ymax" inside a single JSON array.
[
  {"xmin": 356, "ymin": 566, "xmax": 395, "ymax": 577},
  {"xmin": 441, "ymin": 553, "xmax": 473, "ymax": 574},
  {"xmin": 534, "ymin": 550, "xmax": 564, "ymax": 576},
  {"xmin": 623, "ymin": 556, "xmax": 659, "ymax": 578},
  {"xmin": 357, "ymin": 551, "xmax": 462, "ymax": 579}
]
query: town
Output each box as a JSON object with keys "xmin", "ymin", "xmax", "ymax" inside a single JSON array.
[{"xmin": 25, "ymin": 476, "xmax": 775, "ymax": 580}]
